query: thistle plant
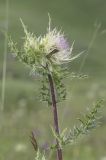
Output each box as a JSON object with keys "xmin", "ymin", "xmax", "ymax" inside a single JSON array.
[{"xmin": 8, "ymin": 17, "xmax": 103, "ymax": 160}]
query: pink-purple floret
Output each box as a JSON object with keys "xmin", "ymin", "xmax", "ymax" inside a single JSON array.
[{"xmin": 56, "ymin": 36, "xmax": 69, "ymax": 51}]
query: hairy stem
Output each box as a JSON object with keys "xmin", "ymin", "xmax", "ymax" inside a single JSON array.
[{"xmin": 48, "ymin": 73, "xmax": 63, "ymax": 160}]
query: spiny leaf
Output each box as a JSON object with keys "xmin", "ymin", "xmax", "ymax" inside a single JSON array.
[{"xmin": 50, "ymin": 99, "xmax": 103, "ymax": 150}]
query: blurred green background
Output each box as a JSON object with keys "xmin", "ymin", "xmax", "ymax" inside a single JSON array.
[{"xmin": 0, "ymin": 0, "xmax": 106, "ymax": 160}]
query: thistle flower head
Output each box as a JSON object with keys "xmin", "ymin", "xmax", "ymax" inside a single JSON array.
[
  {"xmin": 41, "ymin": 27, "xmax": 73, "ymax": 65},
  {"xmin": 9, "ymin": 18, "xmax": 83, "ymax": 73}
]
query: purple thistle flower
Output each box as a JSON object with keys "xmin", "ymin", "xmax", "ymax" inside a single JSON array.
[{"xmin": 55, "ymin": 36, "xmax": 69, "ymax": 51}]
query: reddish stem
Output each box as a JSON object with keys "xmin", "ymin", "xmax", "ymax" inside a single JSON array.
[{"xmin": 48, "ymin": 74, "xmax": 63, "ymax": 160}]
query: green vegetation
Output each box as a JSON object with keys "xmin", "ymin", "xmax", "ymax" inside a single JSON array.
[{"xmin": 0, "ymin": 0, "xmax": 106, "ymax": 160}]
